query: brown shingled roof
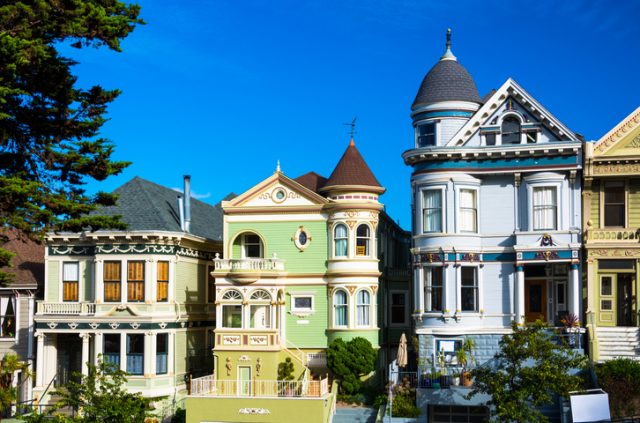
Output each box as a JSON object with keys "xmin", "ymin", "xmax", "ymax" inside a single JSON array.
[
  {"xmin": 323, "ymin": 140, "xmax": 382, "ymax": 189},
  {"xmin": 1, "ymin": 229, "xmax": 43, "ymax": 289},
  {"xmin": 294, "ymin": 172, "xmax": 328, "ymax": 194}
]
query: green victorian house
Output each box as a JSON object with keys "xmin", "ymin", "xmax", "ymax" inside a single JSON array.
[
  {"xmin": 33, "ymin": 176, "xmax": 221, "ymax": 419},
  {"xmin": 584, "ymin": 106, "xmax": 640, "ymax": 362},
  {"xmin": 186, "ymin": 140, "xmax": 411, "ymax": 423}
]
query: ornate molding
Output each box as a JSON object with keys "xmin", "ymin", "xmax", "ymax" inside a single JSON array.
[
  {"xmin": 589, "ymin": 249, "xmax": 640, "ymax": 258},
  {"xmin": 593, "ymin": 163, "xmax": 640, "ymax": 175},
  {"xmin": 48, "ymin": 243, "xmax": 216, "ymax": 260},
  {"xmin": 239, "ymin": 408, "xmax": 270, "ymax": 415}
]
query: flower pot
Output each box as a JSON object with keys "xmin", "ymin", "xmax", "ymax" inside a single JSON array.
[
  {"xmin": 462, "ymin": 371, "xmax": 473, "ymax": 387},
  {"xmin": 452, "ymin": 376, "xmax": 461, "ymax": 386}
]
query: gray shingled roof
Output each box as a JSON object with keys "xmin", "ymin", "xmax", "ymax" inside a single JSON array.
[
  {"xmin": 412, "ymin": 59, "xmax": 482, "ymax": 109},
  {"xmin": 94, "ymin": 177, "xmax": 223, "ymax": 241}
]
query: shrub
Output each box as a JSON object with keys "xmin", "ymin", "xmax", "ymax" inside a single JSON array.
[
  {"xmin": 327, "ymin": 337, "xmax": 377, "ymax": 395},
  {"xmin": 389, "ymin": 376, "xmax": 420, "ymax": 418},
  {"xmin": 595, "ymin": 358, "xmax": 640, "ymax": 418}
]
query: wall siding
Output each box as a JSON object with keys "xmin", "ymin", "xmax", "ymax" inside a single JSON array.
[
  {"xmin": 175, "ymin": 261, "xmax": 204, "ymax": 304},
  {"xmin": 629, "ymin": 179, "xmax": 640, "ymax": 228},
  {"xmin": 47, "ymin": 261, "xmax": 59, "ymax": 302},
  {"xmin": 285, "ymin": 285, "xmax": 328, "ymax": 348},
  {"xmin": 590, "ymin": 180, "xmax": 600, "ymax": 228}
]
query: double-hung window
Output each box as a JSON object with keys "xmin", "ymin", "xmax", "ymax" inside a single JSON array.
[
  {"xmin": 62, "ymin": 262, "xmax": 79, "ymax": 302},
  {"xmin": 423, "ymin": 189, "xmax": 443, "ymax": 233},
  {"xmin": 243, "ymin": 234, "xmax": 262, "ymax": 258},
  {"xmin": 461, "ymin": 267, "xmax": 478, "ymax": 312},
  {"xmin": 104, "ymin": 261, "xmax": 121, "ymax": 302},
  {"xmin": 157, "ymin": 261, "xmax": 169, "ymax": 302},
  {"xmin": 459, "ymin": 189, "xmax": 477, "ymax": 233},
  {"xmin": 390, "ymin": 292, "xmax": 406, "ymax": 325},
  {"xmin": 532, "ymin": 186, "xmax": 557, "ymax": 230},
  {"xmin": 156, "ymin": 333, "xmax": 168, "ymax": 375},
  {"xmin": 356, "ymin": 224, "xmax": 371, "ymax": 256},
  {"xmin": 604, "ymin": 181, "xmax": 625, "ymax": 227},
  {"xmin": 334, "ymin": 224, "xmax": 348, "ymax": 257},
  {"xmin": 424, "ymin": 267, "xmax": 443, "ymax": 312},
  {"xmin": 0, "ymin": 296, "xmax": 16, "ymax": 338},
  {"xmin": 417, "ymin": 122, "xmax": 436, "ymax": 147},
  {"xmin": 103, "ymin": 334, "xmax": 120, "ymax": 367},
  {"xmin": 356, "ymin": 290, "xmax": 371, "ymax": 326},
  {"xmin": 333, "ymin": 290, "xmax": 348, "ymax": 327},
  {"xmin": 126, "ymin": 334, "xmax": 144, "ymax": 375},
  {"xmin": 249, "ymin": 289, "xmax": 271, "ymax": 329},
  {"xmin": 127, "ymin": 261, "xmax": 144, "ymax": 302}
]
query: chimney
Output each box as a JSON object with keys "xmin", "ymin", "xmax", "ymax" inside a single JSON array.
[
  {"xmin": 177, "ymin": 195, "xmax": 185, "ymax": 231},
  {"xmin": 184, "ymin": 175, "xmax": 192, "ymax": 233}
]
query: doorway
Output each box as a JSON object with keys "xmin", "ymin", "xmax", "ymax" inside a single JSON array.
[
  {"xmin": 617, "ymin": 274, "xmax": 634, "ymax": 326},
  {"xmin": 525, "ymin": 279, "xmax": 547, "ymax": 323},
  {"xmin": 56, "ymin": 333, "xmax": 82, "ymax": 386},
  {"xmin": 238, "ymin": 366, "xmax": 251, "ymax": 396}
]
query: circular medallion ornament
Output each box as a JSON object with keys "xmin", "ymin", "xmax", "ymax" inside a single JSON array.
[{"xmin": 272, "ymin": 188, "xmax": 286, "ymax": 203}]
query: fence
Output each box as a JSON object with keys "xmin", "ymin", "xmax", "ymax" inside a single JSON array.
[{"xmin": 190, "ymin": 375, "xmax": 330, "ymax": 398}]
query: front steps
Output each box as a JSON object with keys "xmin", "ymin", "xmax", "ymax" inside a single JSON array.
[
  {"xmin": 596, "ymin": 326, "xmax": 640, "ymax": 361},
  {"xmin": 333, "ymin": 406, "xmax": 377, "ymax": 423}
]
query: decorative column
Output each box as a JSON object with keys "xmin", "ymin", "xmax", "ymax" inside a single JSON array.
[
  {"xmin": 120, "ymin": 333, "xmax": 127, "ymax": 372},
  {"xmin": 416, "ymin": 267, "xmax": 424, "ymax": 315},
  {"xmin": 35, "ymin": 333, "xmax": 45, "ymax": 387},
  {"xmin": 167, "ymin": 332, "xmax": 174, "ymax": 376},
  {"xmin": 94, "ymin": 332, "xmax": 103, "ymax": 366},
  {"xmin": 514, "ymin": 173, "xmax": 521, "ymax": 232},
  {"xmin": 569, "ymin": 263, "xmax": 580, "ymax": 317},
  {"xmin": 95, "ymin": 259, "xmax": 104, "ymax": 303},
  {"xmin": 144, "ymin": 332, "xmax": 154, "ymax": 377},
  {"xmin": 146, "ymin": 259, "xmax": 154, "ymax": 304},
  {"xmin": 80, "ymin": 333, "xmax": 91, "ymax": 376},
  {"xmin": 515, "ymin": 266, "xmax": 525, "ymax": 324}
]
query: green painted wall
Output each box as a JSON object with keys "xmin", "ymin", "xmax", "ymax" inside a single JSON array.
[
  {"xmin": 285, "ymin": 285, "xmax": 328, "ymax": 348},
  {"xmin": 629, "ymin": 179, "xmax": 640, "ymax": 227},
  {"xmin": 228, "ymin": 221, "xmax": 327, "ymax": 274},
  {"xmin": 590, "ymin": 180, "xmax": 600, "ymax": 228},
  {"xmin": 80, "ymin": 260, "xmax": 93, "ymax": 301},
  {"xmin": 47, "ymin": 261, "xmax": 59, "ymax": 302},
  {"xmin": 186, "ymin": 394, "xmax": 334, "ymax": 423},
  {"xmin": 176, "ymin": 261, "xmax": 206, "ymax": 304},
  {"xmin": 175, "ymin": 331, "xmax": 187, "ymax": 375},
  {"xmin": 327, "ymin": 329, "xmax": 379, "ymax": 346}
]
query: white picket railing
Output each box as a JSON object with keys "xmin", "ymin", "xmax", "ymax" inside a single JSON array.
[
  {"xmin": 190, "ymin": 375, "xmax": 329, "ymax": 398},
  {"xmin": 213, "ymin": 257, "xmax": 285, "ymax": 272},
  {"xmin": 37, "ymin": 302, "xmax": 95, "ymax": 315}
]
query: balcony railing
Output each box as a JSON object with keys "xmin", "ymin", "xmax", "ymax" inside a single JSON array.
[
  {"xmin": 191, "ymin": 375, "xmax": 330, "ymax": 398},
  {"xmin": 36, "ymin": 301, "xmax": 95, "ymax": 315},
  {"xmin": 213, "ymin": 257, "xmax": 285, "ymax": 272},
  {"xmin": 586, "ymin": 228, "xmax": 640, "ymax": 242}
]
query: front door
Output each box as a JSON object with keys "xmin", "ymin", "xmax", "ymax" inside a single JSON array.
[
  {"xmin": 525, "ymin": 279, "xmax": 547, "ymax": 323},
  {"xmin": 617, "ymin": 274, "xmax": 634, "ymax": 326},
  {"xmin": 238, "ymin": 366, "xmax": 251, "ymax": 396}
]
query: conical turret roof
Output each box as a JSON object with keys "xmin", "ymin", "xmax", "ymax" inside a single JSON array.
[{"xmin": 321, "ymin": 139, "xmax": 383, "ymax": 193}]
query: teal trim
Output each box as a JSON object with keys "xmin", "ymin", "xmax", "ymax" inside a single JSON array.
[
  {"xmin": 35, "ymin": 320, "xmax": 215, "ymax": 330},
  {"xmin": 482, "ymin": 252, "xmax": 517, "ymax": 262},
  {"xmin": 413, "ymin": 110, "xmax": 474, "ymax": 120},
  {"xmin": 413, "ymin": 154, "xmax": 579, "ymax": 172},
  {"xmin": 413, "ymin": 251, "xmax": 578, "ymax": 263}
]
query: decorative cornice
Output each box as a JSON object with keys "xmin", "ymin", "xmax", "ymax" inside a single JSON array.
[
  {"xmin": 48, "ymin": 243, "xmax": 217, "ymax": 260},
  {"xmin": 594, "ymin": 107, "xmax": 640, "ymax": 153}
]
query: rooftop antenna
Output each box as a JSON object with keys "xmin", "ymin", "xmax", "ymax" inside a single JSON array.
[{"xmin": 343, "ymin": 116, "xmax": 357, "ymax": 141}]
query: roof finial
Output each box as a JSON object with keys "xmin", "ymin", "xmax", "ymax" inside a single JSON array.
[
  {"xmin": 276, "ymin": 160, "xmax": 281, "ymax": 173},
  {"xmin": 440, "ymin": 28, "xmax": 457, "ymax": 61}
]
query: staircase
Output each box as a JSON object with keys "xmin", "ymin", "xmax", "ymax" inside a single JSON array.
[
  {"xmin": 596, "ymin": 327, "xmax": 640, "ymax": 361},
  {"xmin": 333, "ymin": 407, "xmax": 377, "ymax": 423}
]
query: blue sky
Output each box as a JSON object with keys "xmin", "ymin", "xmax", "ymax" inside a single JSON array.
[{"xmin": 71, "ymin": 0, "xmax": 640, "ymax": 229}]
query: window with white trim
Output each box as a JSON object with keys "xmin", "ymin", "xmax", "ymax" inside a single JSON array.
[
  {"xmin": 423, "ymin": 189, "xmax": 443, "ymax": 233},
  {"xmin": 333, "ymin": 290, "xmax": 348, "ymax": 327},
  {"xmin": 221, "ymin": 289, "xmax": 243, "ymax": 328},
  {"xmin": 249, "ymin": 289, "xmax": 271, "ymax": 329},
  {"xmin": 501, "ymin": 116, "xmax": 521, "ymax": 144},
  {"xmin": 417, "ymin": 122, "xmax": 436, "ymax": 147},
  {"xmin": 461, "ymin": 267, "xmax": 478, "ymax": 312},
  {"xmin": 62, "ymin": 262, "xmax": 79, "ymax": 302},
  {"xmin": 334, "ymin": 224, "xmax": 348, "ymax": 257},
  {"xmin": 532, "ymin": 186, "xmax": 557, "ymax": 230},
  {"xmin": 156, "ymin": 333, "xmax": 168, "ymax": 375},
  {"xmin": 356, "ymin": 290, "xmax": 371, "ymax": 326},
  {"xmin": 424, "ymin": 267, "xmax": 443, "ymax": 312},
  {"xmin": 0, "ymin": 296, "xmax": 16, "ymax": 338},
  {"xmin": 242, "ymin": 233, "xmax": 263, "ymax": 258},
  {"xmin": 356, "ymin": 224, "xmax": 371, "ymax": 256},
  {"xmin": 459, "ymin": 189, "xmax": 477, "ymax": 233},
  {"xmin": 291, "ymin": 294, "xmax": 314, "ymax": 314}
]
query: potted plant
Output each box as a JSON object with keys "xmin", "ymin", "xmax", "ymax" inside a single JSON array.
[{"xmin": 457, "ymin": 338, "xmax": 476, "ymax": 387}]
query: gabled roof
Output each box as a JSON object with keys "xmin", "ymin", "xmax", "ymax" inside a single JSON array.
[
  {"xmin": 294, "ymin": 172, "xmax": 327, "ymax": 194},
  {"xmin": 1, "ymin": 228, "xmax": 43, "ymax": 289},
  {"xmin": 321, "ymin": 140, "xmax": 382, "ymax": 191},
  {"xmin": 593, "ymin": 106, "xmax": 640, "ymax": 155},
  {"xmin": 445, "ymin": 78, "xmax": 579, "ymax": 147},
  {"xmin": 94, "ymin": 177, "xmax": 223, "ymax": 241}
]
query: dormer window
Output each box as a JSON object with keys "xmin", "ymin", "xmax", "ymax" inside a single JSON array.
[
  {"xmin": 417, "ymin": 122, "xmax": 436, "ymax": 147},
  {"xmin": 501, "ymin": 117, "xmax": 521, "ymax": 144}
]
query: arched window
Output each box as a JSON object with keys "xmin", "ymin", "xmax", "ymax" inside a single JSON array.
[
  {"xmin": 356, "ymin": 224, "xmax": 371, "ymax": 256},
  {"xmin": 242, "ymin": 233, "xmax": 263, "ymax": 258},
  {"xmin": 221, "ymin": 289, "xmax": 242, "ymax": 328},
  {"xmin": 501, "ymin": 117, "xmax": 521, "ymax": 144},
  {"xmin": 333, "ymin": 290, "xmax": 348, "ymax": 327},
  {"xmin": 249, "ymin": 289, "xmax": 271, "ymax": 329},
  {"xmin": 334, "ymin": 224, "xmax": 348, "ymax": 257},
  {"xmin": 356, "ymin": 290, "xmax": 371, "ymax": 326}
]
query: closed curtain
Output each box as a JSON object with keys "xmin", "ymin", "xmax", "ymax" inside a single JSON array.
[
  {"xmin": 533, "ymin": 187, "xmax": 557, "ymax": 230},
  {"xmin": 334, "ymin": 291, "xmax": 347, "ymax": 326},
  {"xmin": 356, "ymin": 290, "xmax": 370, "ymax": 326},
  {"xmin": 459, "ymin": 190, "xmax": 477, "ymax": 232},
  {"xmin": 63, "ymin": 262, "xmax": 79, "ymax": 301},
  {"xmin": 423, "ymin": 190, "xmax": 442, "ymax": 232},
  {"xmin": 334, "ymin": 225, "xmax": 348, "ymax": 257}
]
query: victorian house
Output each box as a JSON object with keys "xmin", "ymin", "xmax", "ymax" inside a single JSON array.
[
  {"xmin": 402, "ymin": 32, "xmax": 583, "ymax": 420},
  {"xmin": 186, "ymin": 140, "xmax": 411, "ymax": 423},
  {"xmin": 584, "ymin": 107, "xmax": 640, "ymax": 362},
  {"xmin": 33, "ymin": 176, "xmax": 221, "ymax": 419}
]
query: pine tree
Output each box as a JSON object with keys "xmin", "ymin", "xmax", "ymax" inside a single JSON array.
[{"xmin": 0, "ymin": 1, "xmax": 144, "ymax": 283}]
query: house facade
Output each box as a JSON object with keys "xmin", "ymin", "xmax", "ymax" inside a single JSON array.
[
  {"xmin": 584, "ymin": 107, "xmax": 640, "ymax": 362},
  {"xmin": 186, "ymin": 141, "xmax": 411, "ymax": 423},
  {"xmin": 1, "ymin": 229, "xmax": 43, "ymax": 408},
  {"xmin": 33, "ymin": 176, "xmax": 221, "ymax": 418},
  {"xmin": 403, "ymin": 32, "xmax": 583, "ymax": 419}
]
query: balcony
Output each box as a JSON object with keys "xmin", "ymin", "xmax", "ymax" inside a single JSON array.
[
  {"xmin": 586, "ymin": 228, "xmax": 640, "ymax": 243},
  {"xmin": 212, "ymin": 256, "xmax": 285, "ymax": 283},
  {"xmin": 36, "ymin": 301, "xmax": 95, "ymax": 315},
  {"xmin": 190, "ymin": 374, "xmax": 330, "ymax": 398}
]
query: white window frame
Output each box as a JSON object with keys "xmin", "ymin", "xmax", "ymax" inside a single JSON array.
[
  {"xmin": 356, "ymin": 289, "xmax": 371, "ymax": 327},
  {"xmin": 531, "ymin": 185, "xmax": 559, "ymax": 231},
  {"xmin": 389, "ymin": 290, "xmax": 408, "ymax": 326},
  {"xmin": 355, "ymin": 223, "xmax": 372, "ymax": 257},
  {"xmin": 0, "ymin": 295, "xmax": 17, "ymax": 341},
  {"xmin": 332, "ymin": 223, "xmax": 349, "ymax": 258},
  {"xmin": 457, "ymin": 265, "xmax": 482, "ymax": 313},
  {"xmin": 332, "ymin": 289, "xmax": 349, "ymax": 328},
  {"xmin": 219, "ymin": 289, "xmax": 244, "ymax": 329},
  {"xmin": 456, "ymin": 186, "xmax": 479, "ymax": 234},
  {"xmin": 61, "ymin": 261, "xmax": 80, "ymax": 302},
  {"xmin": 526, "ymin": 178, "xmax": 562, "ymax": 232},
  {"xmin": 241, "ymin": 233, "xmax": 263, "ymax": 259},
  {"xmin": 424, "ymin": 266, "xmax": 445, "ymax": 313},
  {"xmin": 415, "ymin": 120, "xmax": 439, "ymax": 148},
  {"xmin": 290, "ymin": 293, "xmax": 314, "ymax": 316},
  {"xmin": 421, "ymin": 187, "xmax": 446, "ymax": 234}
]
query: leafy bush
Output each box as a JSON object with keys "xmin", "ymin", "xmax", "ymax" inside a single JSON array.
[
  {"xmin": 596, "ymin": 358, "xmax": 640, "ymax": 418},
  {"xmin": 327, "ymin": 337, "xmax": 377, "ymax": 395},
  {"xmin": 278, "ymin": 357, "xmax": 295, "ymax": 381},
  {"xmin": 389, "ymin": 377, "xmax": 420, "ymax": 418},
  {"xmin": 171, "ymin": 408, "xmax": 186, "ymax": 423}
]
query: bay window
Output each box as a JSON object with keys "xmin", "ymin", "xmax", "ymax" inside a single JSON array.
[
  {"xmin": 356, "ymin": 224, "xmax": 371, "ymax": 256},
  {"xmin": 424, "ymin": 267, "xmax": 443, "ymax": 312},
  {"xmin": 0, "ymin": 296, "xmax": 16, "ymax": 338},
  {"xmin": 334, "ymin": 224, "xmax": 348, "ymax": 257},
  {"xmin": 221, "ymin": 289, "xmax": 243, "ymax": 328},
  {"xmin": 461, "ymin": 267, "xmax": 478, "ymax": 312},
  {"xmin": 356, "ymin": 290, "xmax": 371, "ymax": 326},
  {"xmin": 62, "ymin": 262, "xmax": 79, "ymax": 302},
  {"xmin": 533, "ymin": 186, "xmax": 557, "ymax": 231},
  {"xmin": 249, "ymin": 289, "xmax": 271, "ymax": 329},
  {"xmin": 157, "ymin": 261, "xmax": 169, "ymax": 302},
  {"xmin": 103, "ymin": 334, "xmax": 120, "ymax": 367},
  {"xmin": 459, "ymin": 189, "xmax": 477, "ymax": 233},
  {"xmin": 156, "ymin": 333, "xmax": 168, "ymax": 375},
  {"xmin": 127, "ymin": 261, "xmax": 145, "ymax": 302},
  {"xmin": 126, "ymin": 334, "xmax": 144, "ymax": 375},
  {"xmin": 104, "ymin": 261, "xmax": 121, "ymax": 302},
  {"xmin": 423, "ymin": 189, "xmax": 443, "ymax": 233},
  {"xmin": 333, "ymin": 290, "xmax": 348, "ymax": 327}
]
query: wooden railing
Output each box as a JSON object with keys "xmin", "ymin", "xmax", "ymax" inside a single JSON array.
[
  {"xmin": 586, "ymin": 228, "xmax": 640, "ymax": 242},
  {"xmin": 190, "ymin": 375, "xmax": 330, "ymax": 398},
  {"xmin": 36, "ymin": 301, "xmax": 95, "ymax": 315},
  {"xmin": 213, "ymin": 257, "xmax": 285, "ymax": 272}
]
